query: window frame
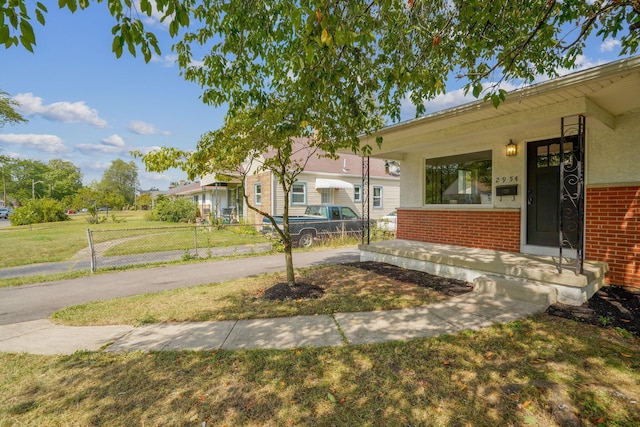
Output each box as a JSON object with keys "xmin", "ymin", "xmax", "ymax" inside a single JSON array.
[
  {"xmin": 372, "ymin": 185, "xmax": 383, "ymax": 209},
  {"xmin": 254, "ymin": 183, "xmax": 262, "ymax": 206},
  {"xmin": 291, "ymin": 182, "xmax": 307, "ymax": 205},
  {"xmin": 424, "ymin": 150, "xmax": 493, "ymax": 206},
  {"xmin": 353, "ymin": 184, "xmax": 362, "ymax": 203}
]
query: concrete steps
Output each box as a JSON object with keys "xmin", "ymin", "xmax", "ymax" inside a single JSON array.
[{"xmin": 360, "ymin": 240, "xmax": 608, "ymax": 306}]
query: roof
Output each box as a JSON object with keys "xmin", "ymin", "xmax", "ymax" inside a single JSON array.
[
  {"xmin": 269, "ymin": 139, "xmax": 394, "ymax": 178},
  {"xmin": 166, "ymin": 182, "xmax": 227, "ymax": 196},
  {"xmin": 366, "ymin": 56, "xmax": 640, "ymax": 158}
]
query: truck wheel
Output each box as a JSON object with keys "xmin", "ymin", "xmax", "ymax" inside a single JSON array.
[{"xmin": 298, "ymin": 232, "xmax": 314, "ymax": 248}]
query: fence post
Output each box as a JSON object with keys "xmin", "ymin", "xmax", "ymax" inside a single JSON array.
[
  {"xmin": 194, "ymin": 226, "xmax": 198, "ymax": 257},
  {"xmin": 86, "ymin": 228, "xmax": 96, "ymax": 273}
]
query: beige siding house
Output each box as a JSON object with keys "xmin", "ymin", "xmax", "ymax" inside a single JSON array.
[{"xmin": 244, "ymin": 143, "xmax": 400, "ymax": 225}]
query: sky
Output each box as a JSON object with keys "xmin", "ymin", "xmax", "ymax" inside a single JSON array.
[{"xmin": 0, "ymin": 5, "xmax": 631, "ymax": 191}]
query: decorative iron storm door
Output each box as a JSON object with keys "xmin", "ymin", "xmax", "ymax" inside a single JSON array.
[{"xmin": 526, "ymin": 115, "xmax": 585, "ymax": 274}]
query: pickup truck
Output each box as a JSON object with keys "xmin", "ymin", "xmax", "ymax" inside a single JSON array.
[{"xmin": 263, "ymin": 205, "xmax": 364, "ymax": 248}]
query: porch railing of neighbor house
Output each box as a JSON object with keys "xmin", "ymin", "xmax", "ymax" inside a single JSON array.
[{"xmin": 559, "ymin": 114, "xmax": 586, "ymax": 275}]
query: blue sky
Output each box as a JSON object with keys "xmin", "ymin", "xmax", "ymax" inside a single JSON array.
[{"xmin": 0, "ymin": 6, "xmax": 630, "ymax": 190}]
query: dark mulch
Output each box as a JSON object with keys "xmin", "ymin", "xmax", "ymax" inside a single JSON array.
[
  {"xmin": 261, "ymin": 261, "xmax": 640, "ymax": 338},
  {"xmin": 343, "ymin": 261, "xmax": 474, "ymax": 296},
  {"xmin": 261, "ymin": 282, "xmax": 325, "ymax": 301},
  {"xmin": 546, "ymin": 284, "xmax": 640, "ymax": 337}
]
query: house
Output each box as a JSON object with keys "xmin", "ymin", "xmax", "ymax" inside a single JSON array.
[
  {"xmin": 166, "ymin": 178, "xmax": 243, "ymax": 221},
  {"xmin": 359, "ymin": 56, "xmax": 640, "ymax": 305},
  {"xmin": 243, "ymin": 141, "xmax": 400, "ymax": 224}
]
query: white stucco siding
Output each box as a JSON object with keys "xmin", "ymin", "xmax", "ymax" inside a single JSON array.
[{"xmin": 587, "ymin": 110, "xmax": 640, "ymax": 185}]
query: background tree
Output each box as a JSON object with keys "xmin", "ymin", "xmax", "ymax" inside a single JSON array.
[
  {"xmin": 98, "ymin": 159, "xmax": 139, "ymax": 207},
  {"xmin": 44, "ymin": 159, "xmax": 83, "ymax": 201}
]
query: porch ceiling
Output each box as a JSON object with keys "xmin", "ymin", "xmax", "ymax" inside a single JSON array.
[{"xmin": 365, "ymin": 56, "xmax": 640, "ymax": 159}]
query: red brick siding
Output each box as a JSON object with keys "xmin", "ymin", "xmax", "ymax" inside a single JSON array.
[
  {"xmin": 397, "ymin": 209, "xmax": 520, "ymax": 253},
  {"xmin": 585, "ymin": 186, "xmax": 640, "ymax": 288}
]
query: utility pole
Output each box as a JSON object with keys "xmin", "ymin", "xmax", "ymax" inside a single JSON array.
[
  {"xmin": 32, "ymin": 179, "xmax": 44, "ymax": 200},
  {"xmin": 2, "ymin": 163, "xmax": 6, "ymax": 208}
]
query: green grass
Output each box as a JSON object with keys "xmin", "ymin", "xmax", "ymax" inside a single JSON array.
[
  {"xmin": 51, "ymin": 264, "xmax": 446, "ymax": 326},
  {"xmin": 1, "ymin": 317, "xmax": 639, "ymax": 426},
  {"xmin": 0, "ymin": 211, "xmax": 150, "ymax": 268},
  {"xmin": 0, "ymin": 211, "xmax": 270, "ymax": 268}
]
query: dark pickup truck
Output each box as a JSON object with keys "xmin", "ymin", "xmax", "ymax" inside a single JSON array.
[{"xmin": 263, "ymin": 205, "xmax": 364, "ymax": 248}]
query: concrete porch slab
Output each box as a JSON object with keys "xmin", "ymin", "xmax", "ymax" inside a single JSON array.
[{"xmin": 360, "ymin": 240, "xmax": 608, "ymax": 306}]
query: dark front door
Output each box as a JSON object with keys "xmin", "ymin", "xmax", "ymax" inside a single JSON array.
[{"xmin": 526, "ymin": 137, "xmax": 579, "ymax": 247}]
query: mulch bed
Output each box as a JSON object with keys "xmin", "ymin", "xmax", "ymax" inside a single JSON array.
[{"xmin": 261, "ymin": 261, "xmax": 640, "ymax": 337}]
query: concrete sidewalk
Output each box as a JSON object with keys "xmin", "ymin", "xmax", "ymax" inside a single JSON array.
[{"xmin": 0, "ymin": 292, "xmax": 548, "ymax": 355}]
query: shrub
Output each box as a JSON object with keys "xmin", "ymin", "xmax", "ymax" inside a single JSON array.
[
  {"xmin": 9, "ymin": 198, "xmax": 69, "ymax": 225},
  {"xmin": 153, "ymin": 198, "xmax": 198, "ymax": 223}
]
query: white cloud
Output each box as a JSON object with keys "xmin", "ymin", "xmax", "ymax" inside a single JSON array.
[
  {"xmin": 76, "ymin": 134, "xmax": 127, "ymax": 155},
  {"xmin": 12, "ymin": 93, "xmax": 108, "ymax": 128},
  {"xmin": 151, "ymin": 54, "xmax": 178, "ymax": 68},
  {"xmin": 0, "ymin": 133, "xmax": 67, "ymax": 153},
  {"xmin": 134, "ymin": 145, "xmax": 163, "ymax": 155},
  {"xmin": 102, "ymin": 134, "xmax": 125, "ymax": 147},
  {"xmin": 128, "ymin": 120, "xmax": 171, "ymax": 135},
  {"xmin": 600, "ymin": 38, "xmax": 621, "ymax": 53}
]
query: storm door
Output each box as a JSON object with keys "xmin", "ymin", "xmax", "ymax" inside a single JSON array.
[{"xmin": 526, "ymin": 137, "xmax": 580, "ymax": 247}]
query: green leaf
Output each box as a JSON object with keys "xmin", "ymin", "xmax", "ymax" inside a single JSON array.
[
  {"xmin": 19, "ymin": 20, "xmax": 35, "ymax": 45},
  {"xmin": 472, "ymin": 84, "xmax": 483, "ymax": 98},
  {"xmin": 35, "ymin": 9, "xmax": 46, "ymax": 26},
  {"xmin": 327, "ymin": 392, "xmax": 336, "ymax": 403}
]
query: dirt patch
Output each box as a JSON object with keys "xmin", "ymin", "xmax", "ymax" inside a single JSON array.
[
  {"xmin": 262, "ymin": 261, "xmax": 640, "ymax": 338},
  {"xmin": 261, "ymin": 261, "xmax": 472, "ymax": 301}
]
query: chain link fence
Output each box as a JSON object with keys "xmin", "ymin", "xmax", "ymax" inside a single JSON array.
[{"xmin": 86, "ymin": 224, "xmax": 273, "ymax": 272}]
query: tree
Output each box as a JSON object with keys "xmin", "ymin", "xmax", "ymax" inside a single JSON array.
[
  {"xmin": 139, "ymin": 104, "xmax": 327, "ymax": 286},
  {"xmin": 0, "ymin": 89, "xmax": 27, "ymax": 128},
  {"xmin": 98, "ymin": 159, "xmax": 138, "ymax": 207},
  {"xmin": 45, "ymin": 159, "xmax": 83, "ymax": 201}
]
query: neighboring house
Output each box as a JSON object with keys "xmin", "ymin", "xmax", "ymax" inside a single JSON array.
[
  {"xmin": 244, "ymin": 141, "xmax": 400, "ymax": 224},
  {"xmin": 363, "ymin": 56, "xmax": 640, "ymax": 289},
  {"xmin": 166, "ymin": 178, "xmax": 243, "ymax": 221}
]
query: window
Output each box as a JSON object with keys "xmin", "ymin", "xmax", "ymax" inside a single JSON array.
[
  {"xmin": 353, "ymin": 184, "xmax": 362, "ymax": 203},
  {"xmin": 341, "ymin": 206, "xmax": 358, "ymax": 219},
  {"xmin": 291, "ymin": 182, "xmax": 307, "ymax": 205},
  {"xmin": 320, "ymin": 188, "xmax": 333, "ymax": 204},
  {"xmin": 373, "ymin": 186, "xmax": 383, "ymax": 209},
  {"xmin": 254, "ymin": 183, "xmax": 262, "ymax": 205},
  {"xmin": 425, "ymin": 151, "xmax": 492, "ymax": 205}
]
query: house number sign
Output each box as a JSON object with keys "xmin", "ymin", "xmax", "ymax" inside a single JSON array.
[{"xmin": 495, "ymin": 176, "xmax": 518, "ymax": 184}]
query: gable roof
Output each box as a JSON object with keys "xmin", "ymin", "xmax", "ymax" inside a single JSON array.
[{"xmin": 366, "ymin": 56, "xmax": 640, "ymax": 158}]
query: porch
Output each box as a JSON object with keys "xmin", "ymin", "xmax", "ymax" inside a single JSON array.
[{"xmin": 360, "ymin": 240, "xmax": 608, "ymax": 307}]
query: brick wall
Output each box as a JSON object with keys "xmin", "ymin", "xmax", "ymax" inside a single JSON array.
[
  {"xmin": 397, "ymin": 209, "xmax": 520, "ymax": 253},
  {"xmin": 585, "ymin": 185, "xmax": 640, "ymax": 287}
]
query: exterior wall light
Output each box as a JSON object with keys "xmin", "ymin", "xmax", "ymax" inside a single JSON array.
[{"xmin": 506, "ymin": 140, "xmax": 517, "ymax": 157}]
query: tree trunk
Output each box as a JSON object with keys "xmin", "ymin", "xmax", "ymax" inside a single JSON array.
[{"xmin": 282, "ymin": 190, "xmax": 296, "ymax": 286}]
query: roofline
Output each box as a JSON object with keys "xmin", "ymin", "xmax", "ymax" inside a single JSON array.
[{"xmin": 372, "ymin": 55, "xmax": 640, "ymax": 137}]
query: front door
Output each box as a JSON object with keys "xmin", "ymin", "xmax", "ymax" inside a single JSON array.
[{"xmin": 526, "ymin": 137, "xmax": 579, "ymax": 247}]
